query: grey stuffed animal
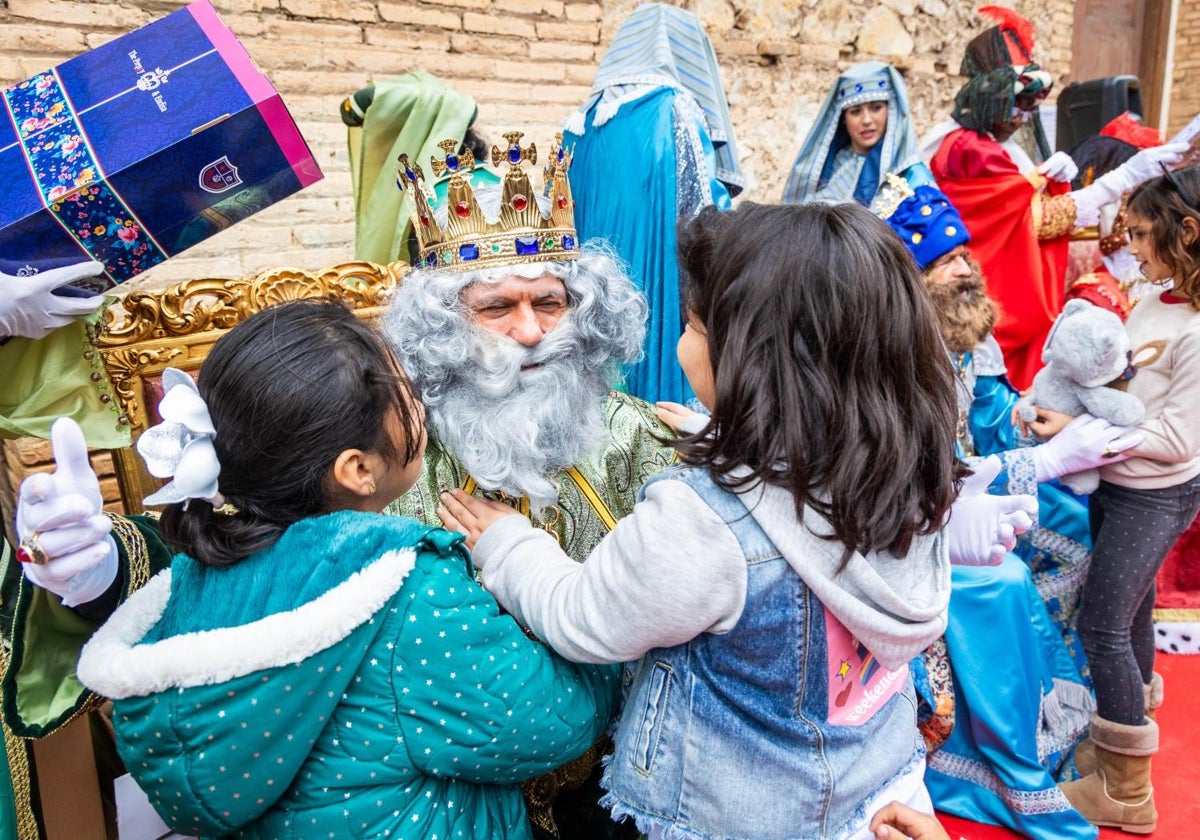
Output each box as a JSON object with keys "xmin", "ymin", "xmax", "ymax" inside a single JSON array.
[{"xmin": 1017, "ymin": 299, "xmax": 1145, "ymax": 493}]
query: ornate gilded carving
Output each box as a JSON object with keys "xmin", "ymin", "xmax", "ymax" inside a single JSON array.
[
  {"xmin": 98, "ymin": 260, "xmax": 405, "ymax": 345},
  {"xmin": 103, "ymin": 347, "xmax": 184, "ymax": 432},
  {"xmin": 97, "ymin": 261, "xmax": 406, "ymax": 513}
]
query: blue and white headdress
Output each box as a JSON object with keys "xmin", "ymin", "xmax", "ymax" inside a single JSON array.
[
  {"xmin": 782, "ymin": 61, "xmax": 920, "ymax": 206},
  {"xmin": 563, "ymin": 3, "xmax": 743, "ymax": 196}
]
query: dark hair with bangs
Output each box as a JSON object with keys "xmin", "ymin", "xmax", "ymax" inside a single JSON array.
[
  {"xmin": 674, "ymin": 202, "xmax": 965, "ymax": 565},
  {"xmin": 1127, "ymin": 165, "xmax": 1200, "ymax": 308},
  {"xmin": 160, "ymin": 298, "xmax": 422, "ymax": 568}
]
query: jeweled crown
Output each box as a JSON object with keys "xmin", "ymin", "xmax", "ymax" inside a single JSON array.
[
  {"xmin": 871, "ymin": 172, "xmax": 915, "ymax": 221},
  {"xmin": 396, "ymin": 131, "xmax": 578, "ymax": 273}
]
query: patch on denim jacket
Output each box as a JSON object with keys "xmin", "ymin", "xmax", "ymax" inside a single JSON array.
[{"xmin": 824, "ymin": 608, "xmax": 907, "ymax": 725}]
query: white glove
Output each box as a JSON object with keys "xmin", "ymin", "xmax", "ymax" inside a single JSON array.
[
  {"xmin": 945, "ymin": 456, "xmax": 1038, "ymax": 566},
  {"xmin": 16, "ymin": 418, "xmax": 118, "ymax": 607},
  {"xmin": 1072, "ymin": 141, "xmax": 1190, "ymax": 226},
  {"xmin": 1030, "ymin": 413, "xmax": 1144, "ymax": 483},
  {"xmin": 1038, "ymin": 151, "xmax": 1079, "ymax": 184},
  {"xmin": 0, "ymin": 261, "xmax": 106, "ymax": 340}
]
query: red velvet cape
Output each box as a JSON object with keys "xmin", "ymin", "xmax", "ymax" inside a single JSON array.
[{"xmin": 932, "ymin": 129, "xmax": 1071, "ymax": 390}]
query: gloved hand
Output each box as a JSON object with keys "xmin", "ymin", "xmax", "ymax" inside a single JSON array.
[
  {"xmin": 0, "ymin": 261, "xmax": 105, "ymax": 340},
  {"xmin": 1030, "ymin": 413, "xmax": 1144, "ymax": 483},
  {"xmin": 1072, "ymin": 141, "xmax": 1189, "ymax": 225},
  {"xmin": 16, "ymin": 418, "xmax": 118, "ymax": 607},
  {"xmin": 945, "ymin": 456, "xmax": 1038, "ymax": 566},
  {"xmin": 1038, "ymin": 151, "xmax": 1079, "ymax": 184}
]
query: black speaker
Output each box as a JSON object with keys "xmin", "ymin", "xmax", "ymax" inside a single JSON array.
[{"xmin": 1055, "ymin": 75, "xmax": 1144, "ymax": 152}]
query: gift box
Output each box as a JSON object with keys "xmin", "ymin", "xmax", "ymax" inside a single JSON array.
[{"xmin": 0, "ymin": 0, "xmax": 322, "ymax": 291}]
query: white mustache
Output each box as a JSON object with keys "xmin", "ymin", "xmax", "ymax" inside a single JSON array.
[{"xmin": 469, "ymin": 317, "xmax": 580, "ymax": 397}]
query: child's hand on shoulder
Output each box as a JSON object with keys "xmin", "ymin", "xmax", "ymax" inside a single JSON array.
[
  {"xmin": 869, "ymin": 801, "xmax": 952, "ymax": 840},
  {"xmin": 438, "ymin": 489, "xmax": 521, "ymax": 551},
  {"xmin": 656, "ymin": 401, "xmax": 707, "ymax": 435}
]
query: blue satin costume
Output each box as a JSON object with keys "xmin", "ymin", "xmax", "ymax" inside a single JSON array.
[
  {"xmin": 563, "ymin": 4, "xmax": 742, "ymax": 406},
  {"xmin": 920, "ymin": 339, "xmax": 1097, "ymax": 840}
]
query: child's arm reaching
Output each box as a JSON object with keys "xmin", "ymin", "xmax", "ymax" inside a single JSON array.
[{"xmin": 438, "ymin": 480, "xmax": 746, "ymax": 664}]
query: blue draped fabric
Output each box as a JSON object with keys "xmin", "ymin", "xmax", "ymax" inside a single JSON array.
[
  {"xmin": 926, "ymin": 558, "xmax": 1097, "ymax": 840},
  {"xmin": 973, "ymin": 371, "xmax": 1094, "ymax": 672},
  {"xmin": 565, "ymin": 86, "xmax": 729, "ymax": 406},
  {"xmin": 915, "ymin": 349, "xmax": 1097, "ymax": 839},
  {"xmin": 565, "ymin": 3, "xmax": 739, "ymax": 406},
  {"xmin": 853, "ymin": 143, "xmax": 883, "ymax": 206}
]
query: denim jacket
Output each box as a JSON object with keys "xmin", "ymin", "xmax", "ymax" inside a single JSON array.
[{"xmin": 601, "ymin": 468, "xmax": 926, "ymax": 840}]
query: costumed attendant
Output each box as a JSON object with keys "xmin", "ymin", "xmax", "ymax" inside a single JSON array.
[
  {"xmin": 347, "ymin": 71, "xmax": 488, "ymax": 266},
  {"xmin": 562, "ymin": 3, "xmax": 743, "ymax": 405},
  {"xmin": 1065, "ymin": 113, "xmax": 1169, "ymax": 316},
  {"xmin": 440, "ymin": 201, "xmax": 1037, "ymax": 840},
  {"xmin": 71, "ymin": 299, "xmax": 616, "ymax": 838},
  {"xmin": 0, "ymin": 258, "xmax": 128, "ymax": 840},
  {"xmin": 921, "ymin": 6, "xmax": 1187, "ymax": 390},
  {"xmin": 880, "ymin": 179, "xmax": 1144, "ymax": 840},
  {"xmin": 782, "ymin": 61, "xmax": 930, "ymax": 208},
  {"xmin": 1048, "ymin": 168, "xmax": 1200, "ymax": 834}
]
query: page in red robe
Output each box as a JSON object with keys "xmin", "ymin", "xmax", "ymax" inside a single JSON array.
[{"xmin": 932, "ymin": 128, "xmax": 1071, "ymax": 390}]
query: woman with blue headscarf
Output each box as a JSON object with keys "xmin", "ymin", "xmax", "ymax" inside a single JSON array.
[
  {"xmin": 783, "ymin": 61, "xmax": 929, "ymax": 208},
  {"xmin": 563, "ymin": 3, "xmax": 743, "ymax": 406}
]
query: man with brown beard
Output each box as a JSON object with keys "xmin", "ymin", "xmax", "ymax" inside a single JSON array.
[{"xmin": 881, "ymin": 181, "xmax": 1143, "ymax": 840}]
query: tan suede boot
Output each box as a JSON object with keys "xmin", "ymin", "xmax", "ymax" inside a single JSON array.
[
  {"xmin": 1060, "ymin": 715, "xmax": 1158, "ymax": 834},
  {"xmin": 1073, "ymin": 673, "xmax": 1163, "ymax": 776}
]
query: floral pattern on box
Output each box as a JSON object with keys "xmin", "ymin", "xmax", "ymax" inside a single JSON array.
[{"xmin": 4, "ymin": 72, "xmax": 167, "ymax": 286}]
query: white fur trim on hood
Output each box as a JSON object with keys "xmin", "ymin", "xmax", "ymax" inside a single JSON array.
[{"xmin": 77, "ymin": 548, "xmax": 417, "ymax": 699}]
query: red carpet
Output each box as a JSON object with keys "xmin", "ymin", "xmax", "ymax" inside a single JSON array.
[{"xmin": 934, "ymin": 652, "xmax": 1200, "ymax": 838}]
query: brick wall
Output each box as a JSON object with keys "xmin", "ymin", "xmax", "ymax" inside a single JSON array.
[
  {"xmin": 1, "ymin": 0, "xmax": 1080, "ymax": 517},
  {"xmin": 0, "ymin": 0, "xmax": 1077, "ymax": 287},
  {"xmin": 1169, "ymin": 0, "xmax": 1200, "ymax": 135}
]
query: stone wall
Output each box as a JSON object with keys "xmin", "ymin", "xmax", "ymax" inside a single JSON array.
[{"xmin": 0, "ymin": 0, "xmax": 1076, "ymax": 288}]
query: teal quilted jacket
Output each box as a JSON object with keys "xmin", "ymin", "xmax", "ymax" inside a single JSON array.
[{"xmin": 77, "ymin": 511, "xmax": 617, "ymax": 839}]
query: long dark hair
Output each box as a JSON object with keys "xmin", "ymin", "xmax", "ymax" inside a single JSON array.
[
  {"xmin": 675, "ymin": 202, "xmax": 964, "ymax": 564},
  {"xmin": 159, "ymin": 298, "xmax": 422, "ymax": 567},
  {"xmin": 1128, "ymin": 165, "xmax": 1200, "ymax": 308}
]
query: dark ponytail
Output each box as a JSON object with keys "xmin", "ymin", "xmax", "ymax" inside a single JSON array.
[{"xmin": 158, "ymin": 299, "xmax": 421, "ymax": 567}]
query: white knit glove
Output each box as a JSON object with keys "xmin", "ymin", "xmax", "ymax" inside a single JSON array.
[
  {"xmin": 1072, "ymin": 142, "xmax": 1189, "ymax": 226},
  {"xmin": 1030, "ymin": 413, "xmax": 1144, "ymax": 483},
  {"xmin": 0, "ymin": 261, "xmax": 105, "ymax": 340},
  {"xmin": 1038, "ymin": 151, "xmax": 1079, "ymax": 184},
  {"xmin": 945, "ymin": 456, "xmax": 1037, "ymax": 566},
  {"xmin": 16, "ymin": 418, "xmax": 118, "ymax": 607}
]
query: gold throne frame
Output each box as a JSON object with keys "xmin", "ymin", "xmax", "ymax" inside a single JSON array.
[{"xmin": 97, "ymin": 260, "xmax": 407, "ymax": 515}]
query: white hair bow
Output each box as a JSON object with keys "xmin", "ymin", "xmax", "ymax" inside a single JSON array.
[{"xmin": 136, "ymin": 368, "xmax": 222, "ymax": 507}]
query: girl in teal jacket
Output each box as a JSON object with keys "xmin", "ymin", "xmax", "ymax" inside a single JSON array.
[{"xmin": 75, "ymin": 298, "xmax": 615, "ymax": 839}]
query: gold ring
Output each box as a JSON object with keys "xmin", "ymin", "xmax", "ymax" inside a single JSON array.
[
  {"xmin": 1102, "ymin": 444, "xmax": 1121, "ymax": 459},
  {"xmin": 16, "ymin": 532, "xmax": 49, "ymax": 565}
]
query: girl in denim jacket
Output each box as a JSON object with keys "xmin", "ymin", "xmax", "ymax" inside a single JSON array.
[{"xmin": 441, "ymin": 202, "xmax": 1026, "ymax": 840}]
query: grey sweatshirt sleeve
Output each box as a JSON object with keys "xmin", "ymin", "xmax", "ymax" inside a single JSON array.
[{"xmin": 473, "ymin": 478, "xmax": 747, "ymax": 665}]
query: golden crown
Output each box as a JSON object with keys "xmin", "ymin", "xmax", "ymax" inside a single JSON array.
[
  {"xmin": 871, "ymin": 172, "xmax": 915, "ymax": 221},
  {"xmin": 396, "ymin": 131, "xmax": 578, "ymax": 273}
]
